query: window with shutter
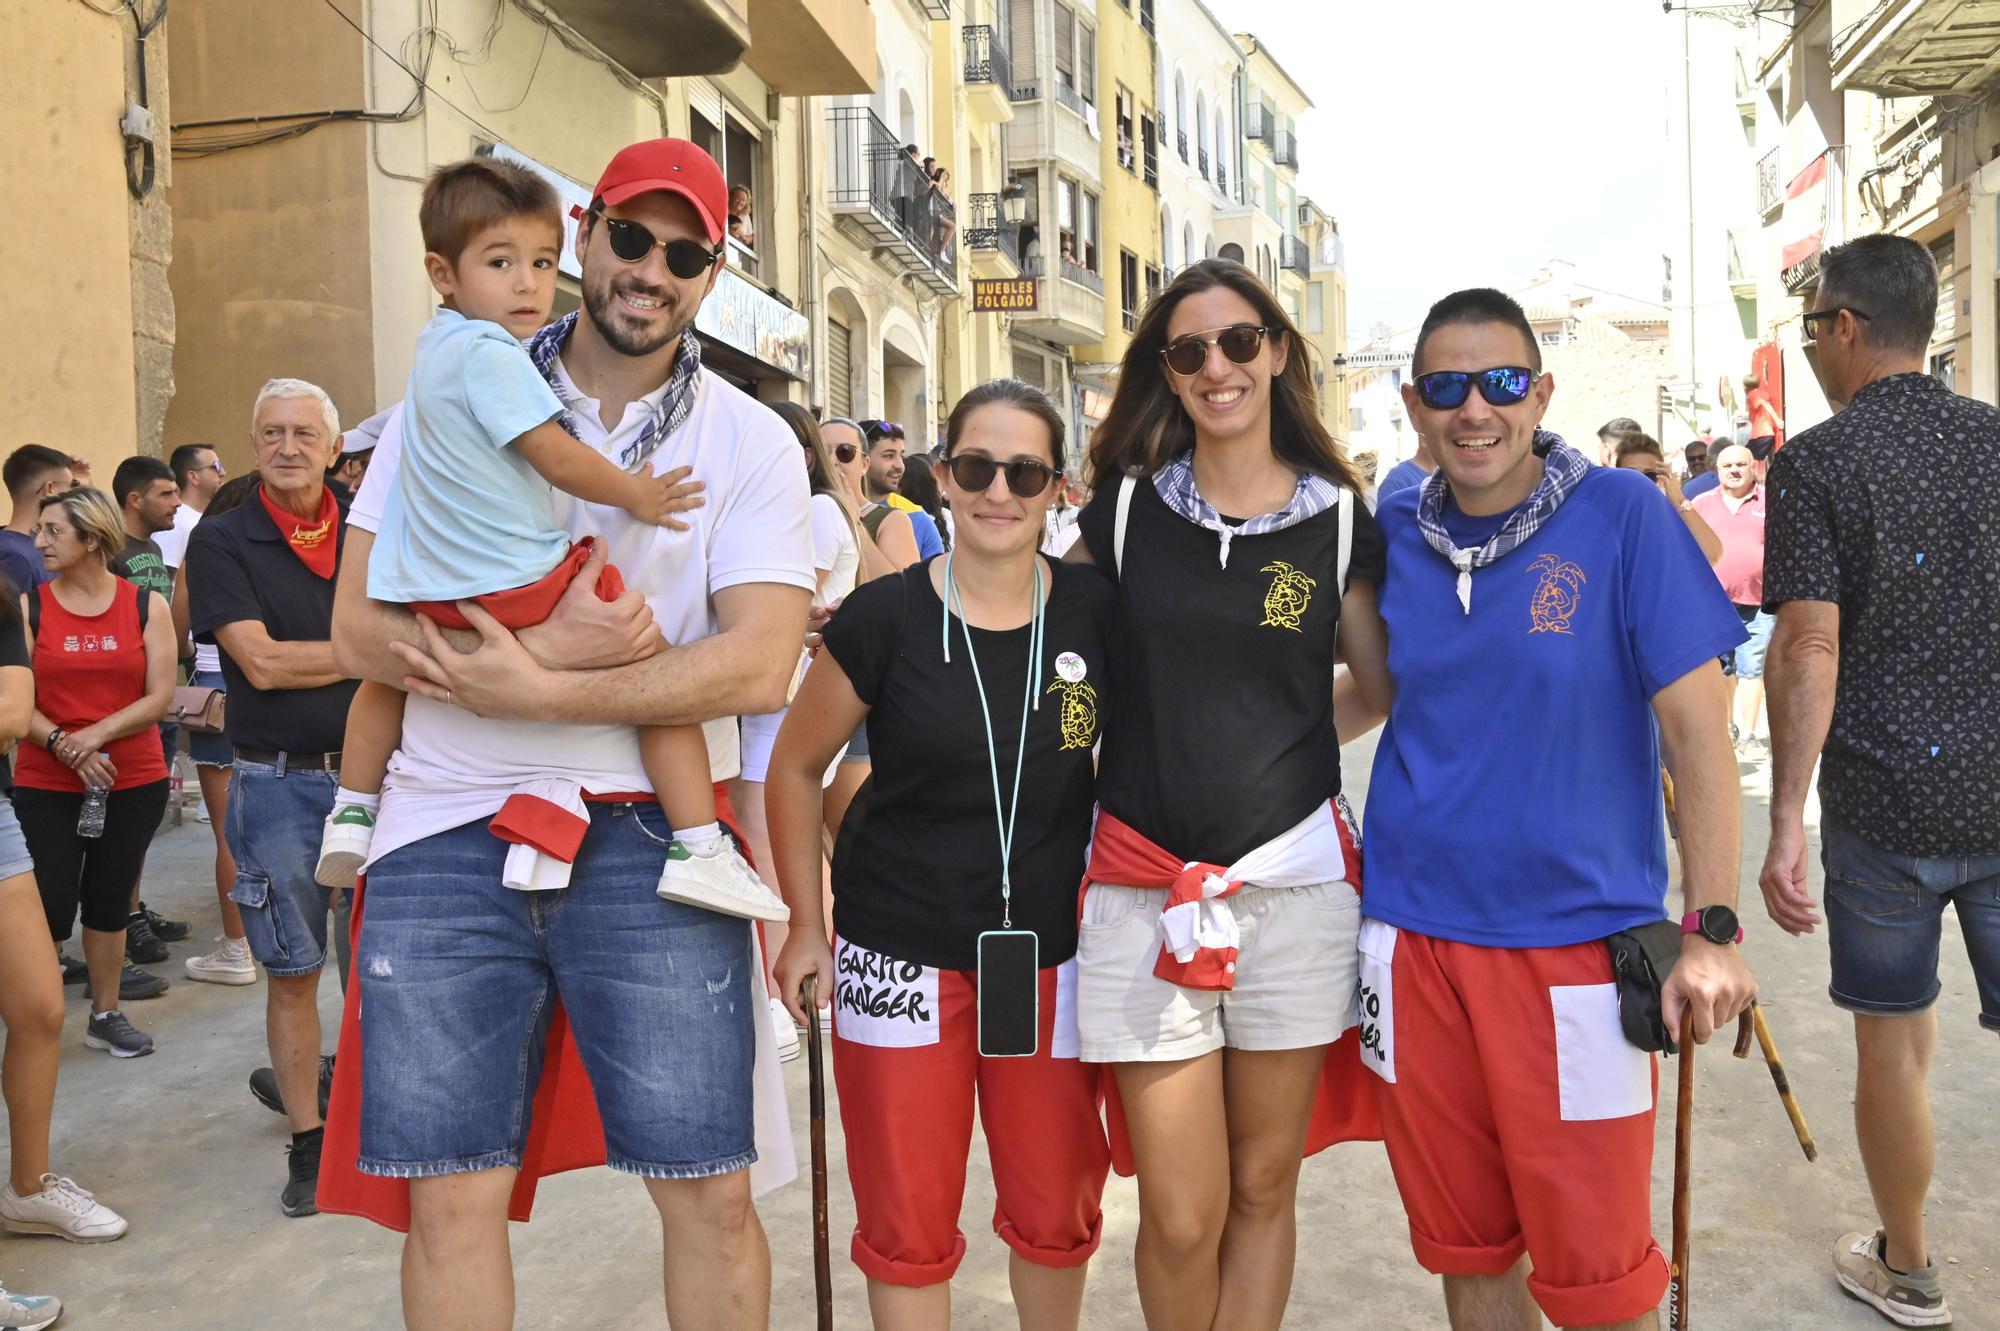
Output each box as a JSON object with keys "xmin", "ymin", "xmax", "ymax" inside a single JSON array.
[
  {"xmin": 827, "ymin": 319, "xmax": 853, "ymax": 419},
  {"xmin": 1053, "ymin": 2, "xmax": 1074, "ymax": 88},
  {"xmin": 1079, "ymin": 25, "xmax": 1095, "ymax": 105},
  {"xmin": 1009, "ymin": 0, "xmax": 1036, "ymax": 87}
]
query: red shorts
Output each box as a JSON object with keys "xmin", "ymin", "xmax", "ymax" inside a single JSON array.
[
  {"xmin": 409, "ymin": 537, "xmax": 623, "ymax": 632},
  {"xmin": 831, "ymin": 937, "xmax": 1110, "ymax": 1287},
  {"xmin": 1358, "ymin": 922, "xmax": 1668, "ymax": 1328}
]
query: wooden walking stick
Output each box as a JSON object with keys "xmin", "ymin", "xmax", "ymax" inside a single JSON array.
[
  {"xmin": 1669, "ymin": 1009, "xmax": 1696, "ymax": 1331},
  {"xmin": 1732, "ymin": 1003, "xmax": 1818, "ymax": 1162},
  {"xmin": 804, "ymin": 976, "xmax": 834, "ymax": 1331}
]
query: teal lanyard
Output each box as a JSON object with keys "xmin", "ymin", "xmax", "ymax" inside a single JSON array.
[{"xmin": 940, "ymin": 553, "xmax": 1046, "ymax": 930}]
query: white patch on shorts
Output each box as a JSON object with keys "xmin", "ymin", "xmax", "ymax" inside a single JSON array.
[
  {"xmin": 832, "ymin": 939, "xmax": 940, "ymax": 1048},
  {"xmin": 1356, "ymin": 919, "xmax": 1398, "ymax": 1083},
  {"xmin": 1051, "ymin": 957, "xmax": 1079, "ymax": 1059},
  {"xmin": 1551, "ymin": 982, "xmax": 1651, "ymax": 1121}
]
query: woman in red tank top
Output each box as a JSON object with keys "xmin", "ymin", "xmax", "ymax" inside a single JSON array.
[{"xmin": 13, "ymin": 487, "xmax": 174, "ymax": 1064}]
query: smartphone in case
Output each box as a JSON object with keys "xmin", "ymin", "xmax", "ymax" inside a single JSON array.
[{"xmin": 976, "ymin": 929, "xmax": 1039, "ymax": 1058}]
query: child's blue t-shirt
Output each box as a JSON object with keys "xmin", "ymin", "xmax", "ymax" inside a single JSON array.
[
  {"xmin": 1363, "ymin": 467, "xmax": 1748, "ymax": 948},
  {"xmin": 367, "ymin": 308, "xmax": 570, "ymax": 602}
]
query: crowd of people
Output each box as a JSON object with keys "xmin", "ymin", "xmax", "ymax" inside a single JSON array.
[{"xmin": 0, "ymin": 132, "xmax": 1992, "ymax": 1331}]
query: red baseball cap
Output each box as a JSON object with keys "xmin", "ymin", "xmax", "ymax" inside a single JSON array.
[{"xmin": 591, "ymin": 138, "xmax": 728, "ymax": 245}]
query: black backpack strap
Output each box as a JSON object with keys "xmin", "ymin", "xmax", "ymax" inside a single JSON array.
[
  {"xmin": 134, "ymin": 578, "xmax": 150, "ymax": 632},
  {"xmin": 26, "ymin": 584, "xmax": 38, "ymax": 640}
]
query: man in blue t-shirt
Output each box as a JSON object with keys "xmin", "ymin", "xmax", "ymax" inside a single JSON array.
[
  {"xmin": 1353, "ymin": 289, "xmax": 1758, "ymax": 1331},
  {"xmin": 0, "ymin": 445, "xmax": 73, "ymax": 595}
]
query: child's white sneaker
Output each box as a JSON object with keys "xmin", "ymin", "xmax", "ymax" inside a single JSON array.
[
  {"xmin": 657, "ymin": 842, "xmax": 790, "ymax": 922},
  {"xmin": 314, "ymin": 804, "xmax": 376, "ymax": 888}
]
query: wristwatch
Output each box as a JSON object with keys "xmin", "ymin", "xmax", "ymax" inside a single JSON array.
[{"xmin": 1681, "ymin": 905, "xmax": 1743, "ymax": 945}]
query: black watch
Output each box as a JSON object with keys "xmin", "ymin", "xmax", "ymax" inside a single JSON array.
[{"xmin": 1680, "ymin": 905, "xmax": 1743, "ymax": 945}]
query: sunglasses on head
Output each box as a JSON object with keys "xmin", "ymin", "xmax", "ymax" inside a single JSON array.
[
  {"xmin": 1413, "ymin": 366, "xmax": 1538, "ymax": 410},
  {"xmin": 590, "ymin": 210, "xmax": 725, "ymax": 279},
  {"xmin": 1160, "ymin": 324, "xmax": 1270, "ymax": 377},
  {"xmin": 939, "ymin": 452, "xmax": 1059, "ymax": 498}
]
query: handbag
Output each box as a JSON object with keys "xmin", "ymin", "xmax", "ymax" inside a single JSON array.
[
  {"xmin": 1605, "ymin": 918, "xmax": 1683, "ymax": 1054},
  {"xmin": 171, "ymin": 685, "xmax": 226, "ymax": 734}
]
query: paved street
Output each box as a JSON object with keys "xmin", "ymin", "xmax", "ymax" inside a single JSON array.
[{"xmin": 5, "ymin": 737, "xmax": 1995, "ymax": 1330}]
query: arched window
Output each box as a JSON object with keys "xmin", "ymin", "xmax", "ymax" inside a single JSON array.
[
  {"xmin": 1183, "ymin": 222, "xmax": 1195, "ymax": 266},
  {"xmin": 1219, "ymin": 242, "xmax": 1244, "ymax": 263},
  {"xmin": 1162, "ymin": 205, "xmax": 1175, "ymax": 268},
  {"xmin": 1214, "ymin": 111, "xmax": 1229, "ymax": 189},
  {"xmin": 1174, "ymin": 73, "xmax": 1188, "ymax": 160},
  {"xmin": 1194, "ymin": 93, "xmax": 1208, "ymax": 176}
]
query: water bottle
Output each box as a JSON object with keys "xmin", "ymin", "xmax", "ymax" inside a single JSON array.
[{"xmin": 77, "ymin": 786, "xmax": 108, "ymax": 839}]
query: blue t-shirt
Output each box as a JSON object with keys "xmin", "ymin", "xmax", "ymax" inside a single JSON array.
[
  {"xmin": 908, "ymin": 509, "xmax": 945, "ymax": 559},
  {"xmin": 0, "ymin": 530, "xmax": 50, "ymax": 596},
  {"xmin": 368, "ymin": 308, "xmax": 569, "ymax": 602},
  {"xmin": 1376, "ymin": 457, "xmax": 1429, "ymax": 501},
  {"xmin": 1681, "ymin": 470, "xmax": 1721, "ymax": 500},
  {"xmin": 1363, "ymin": 468, "xmax": 1748, "ymax": 947}
]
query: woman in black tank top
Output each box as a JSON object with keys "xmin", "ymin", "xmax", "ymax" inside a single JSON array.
[{"xmin": 1065, "ymin": 259, "xmax": 1395, "ymax": 1330}]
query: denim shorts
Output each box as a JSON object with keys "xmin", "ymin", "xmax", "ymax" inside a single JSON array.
[
  {"xmin": 228, "ymin": 756, "xmax": 348, "ymax": 979},
  {"xmin": 187, "ymin": 670, "xmax": 233, "ymax": 768},
  {"xmin": 1822, "ymin": 815, "xmax": 2000, "ymax": 1031},
  {"xmin": 0, "ymin": 796, "xmax": 34, "ymax": 882},
  {"xmin": 1733, "ymin": 607, "xmax": 1774, "ymax": 680},
  {"xmin": 355, "ymin": 801, "xmax": 758, "ymax": 1180}
]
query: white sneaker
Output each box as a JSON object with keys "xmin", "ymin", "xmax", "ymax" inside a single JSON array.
[
  {"xmin": 194, "ymin": 799, "xmax": 211, "ymax": 824},
  {"xmin": 657, "ymin": 843, "xmax": 791, "ymax": 923},
  {"xmin": 769, "ymin": 997, "xmax": 801, "ymax": 1063},
  {"xmin": 184, "ymin": 936, "xmax": 258, "ymax": 986},
  {"xmin": 314, "ymin": 804, "xmax": 376, "ymax": 888},
  {"xmin": 0, "ymin": 1174, "xmax": 127, "ymax": 1243}
]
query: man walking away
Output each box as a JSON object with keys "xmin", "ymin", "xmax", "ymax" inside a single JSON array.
[{"xmin": 1761, "ymin": 232, "xmax": 2000, "ymax": 1330}]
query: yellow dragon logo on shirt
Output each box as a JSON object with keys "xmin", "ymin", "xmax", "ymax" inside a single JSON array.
[
  {"xmin": 1259, "ymin": 561, "xmax": 1317, "ymax": 632},
  {"xmin": 1527, "ymin": 553, "xmax": 1587, "ymax": 634},
  {"xmin": 1045, "ymin": 678, "xmax": 1099, "ymax": 751}
]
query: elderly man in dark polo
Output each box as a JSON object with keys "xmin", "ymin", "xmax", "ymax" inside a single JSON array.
[{"xmin": 185, "ymin": 377, "xmax": 359, "ymax": 1219}]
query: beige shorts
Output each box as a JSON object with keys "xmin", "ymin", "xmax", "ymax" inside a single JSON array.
[{"xmin": 1075, "ymin": 880, "xmax": 1361, "ymax": 1062}]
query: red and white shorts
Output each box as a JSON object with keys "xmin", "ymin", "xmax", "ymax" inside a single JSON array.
[
  {"xmin": 831, "ymin": 937, "xmax": 1110, "ymax": 1287},
  {"xmin": 1357, "ymin": 920, "xmax": 1669, "ymax": 1328}
]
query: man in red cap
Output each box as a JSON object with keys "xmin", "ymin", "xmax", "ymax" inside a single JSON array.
[{"xmin": 327, "ymin": 137, "xmax": 817, "ymax": 1328}]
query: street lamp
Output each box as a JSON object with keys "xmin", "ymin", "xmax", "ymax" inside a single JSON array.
[{"xmin": 1001, "ymin": 180, "xmax": 1028, "ymax": 226}]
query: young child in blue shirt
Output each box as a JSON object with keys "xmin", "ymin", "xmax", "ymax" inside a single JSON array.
[{"xmin": 315, "ymin": 156, "xmax": 786, "ymax": 923}]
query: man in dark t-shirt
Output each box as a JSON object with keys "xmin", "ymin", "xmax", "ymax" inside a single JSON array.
[
  {"xmin": 0, "ymin": 445, "xmax": 72, "ymax": 595},
  {"xmin": 109, "ymin": 455, "xmax": 189, "ymax": 963},
  {"xmin": 1762, "ymin": 235, "xmax": 1998, "ymax": 1328}
]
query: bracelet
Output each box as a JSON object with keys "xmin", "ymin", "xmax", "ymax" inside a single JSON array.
[{"xmin": 44, "ymin": 726, "xmax": 64, "ymax": 750}]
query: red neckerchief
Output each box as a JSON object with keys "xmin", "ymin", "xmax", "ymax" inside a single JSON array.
[{"xmin": 257, "ymin": 484, "xmax": 339, "ymax": 580}]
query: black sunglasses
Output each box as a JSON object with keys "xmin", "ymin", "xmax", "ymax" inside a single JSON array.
[
  {"xmin": 1801, "ymin": 306, "xmax": 1871, "ymax": 344},
  {"xmin": 1160, "ymin": 324, "xmax": 1269, "ymax": 377},
  {"xmin": 590, "ymin": 211, "xmax": 725, "ymax": 279},
  {"xmin": 1413, "ymin": 366, "xmax": 1538, "ymax": 411},
  {"xmin": 831, "ymin": 441, "xmax": 858, "ymax": 463},
  {"xmin": 939, "ymin": 452, "xmax": 1059, "ymax": 498}
]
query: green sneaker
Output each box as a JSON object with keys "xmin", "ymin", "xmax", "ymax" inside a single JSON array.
[{"xmin": 314, "ymin": 804, "xmax": 377, "ymax": 888}]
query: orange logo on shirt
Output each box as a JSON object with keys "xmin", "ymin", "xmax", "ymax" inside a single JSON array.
[
  {"xmin": 1527, "ymin": 554, "xmax": 1587, "ymax": 635},
  {"xmin": 289, "ymin": 519, "xmax": 333, "ymax": 549}
]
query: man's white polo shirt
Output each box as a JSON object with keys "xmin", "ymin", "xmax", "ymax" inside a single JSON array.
[{"xmin": 349, "ymin": 362, "xmax": 816, "ymax": 864}]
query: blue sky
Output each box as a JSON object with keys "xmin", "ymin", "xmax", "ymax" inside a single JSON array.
[{"xmin": 1203, "ymin": 0, "xmax": 1678, "ymax": 337}]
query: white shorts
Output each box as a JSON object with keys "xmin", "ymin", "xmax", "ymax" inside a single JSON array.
[
  {"xmin": 738, "ymin": 709, "xmax": 845, "ymax": 787},
  {"xmin": 1075, "ymin": 880, "xmax": 1361, "ymax": 1062}
]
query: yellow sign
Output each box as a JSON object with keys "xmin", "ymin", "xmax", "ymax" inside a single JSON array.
[{"xmin": 972, "ymin": 278, "xmax": 1039, "ymax": 312}]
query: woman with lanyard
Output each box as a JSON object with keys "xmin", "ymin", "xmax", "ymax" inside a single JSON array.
[
  {"xmin": 1066, "ymin": 259, "xmax": 1392, "ymax": 1331},
  {"xmin": 14, "ymin": 487, "xmax": 176, "ymax": 1066},
  {"xmin": 771, "ymin": 379, "xmax": 1114, "ymax": 1330}
]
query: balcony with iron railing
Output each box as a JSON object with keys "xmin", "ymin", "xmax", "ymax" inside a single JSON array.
[
  {"xmin": 1272, "ymin": 129, "xmax": 1298, "ymax": 170},
  {"xmin": 1280, "ymin": 233, "xmax": 1310, "ymax": 279},
  {"xmin": 1757, "ymin": 146, "xmax": 1782, "ymax": 216},
  {"xmin": 962, "ymin": 25, "xmax": 1014, "ymax": 122},
  {"xmin": 965, "ymin": 192, "xmax": 1021, "ymax": 274},
  {"xmin": 1198, "ymin": 145, "xmax": 1209, "ymax": 179},
  {"xmin": 1244, "ymin": 102, "xmax": 1273, "ymax": 144},
  {"xmin": 1177, "ymin": 129, "xmax": 1188, "ymax": 162},
  {"xmin": 1214, "ymin": 162, "xmax": 1227, "ymax": 198},
  {"xmin": 827, "ymin": 104, "xmax": 958, "ymax": 296}
]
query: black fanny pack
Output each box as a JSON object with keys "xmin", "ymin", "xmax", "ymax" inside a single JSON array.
[{"xmin": 1605, "ymin": 919, "xmax": 1682, "ymax": 1054}]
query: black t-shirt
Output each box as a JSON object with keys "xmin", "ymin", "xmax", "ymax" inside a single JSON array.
[
  {"xmin": 185, "ymin": 491, "xmax": 358, "ymax": 754},
  {"xmin": 1077, "ymin": 474, "xmax": 1385, "ymax": 866},
  {"xmin": 0, "ymin": 607, "xmax": 26, "ymax": 789},
  {"xmin": 112, "ymin": 535, "xmax": 174, "ymax": 603},
  {"xmin": 823, "ymin": 557, "xmax": 1115, "ymax": 971}
]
